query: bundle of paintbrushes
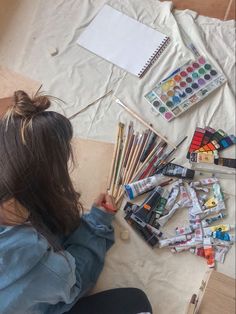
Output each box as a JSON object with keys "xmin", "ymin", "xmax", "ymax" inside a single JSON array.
[
  {"xmin": 187, "ymin": 127, "xmax": 236, "ymax": 168},
  {"xmin": 123, "ymin": 177, "xmax": 235, "ymax": 268},
  {"xmin": 107, "ymin": 121, "xmax": 186, "ymax": 204}
]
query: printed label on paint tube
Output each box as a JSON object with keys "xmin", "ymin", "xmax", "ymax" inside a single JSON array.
[
  {"xmin": 215, "ymin": 246, "xmax": 229, "ymax": 263},
  {"xmin": 203, "ymin": 224, "xmax": 231, "ymax": 236},
  {"xmin": 124, "ymin": 174, "xmax": 167, "ymax": 200},
  {"xmin": 159, "ymin": 234, "xmax": 192, "ymax": 248}
]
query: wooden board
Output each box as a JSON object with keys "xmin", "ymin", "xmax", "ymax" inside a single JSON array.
[
  {"xmin": 160, "ymin": 0, "xmax": 235, "ymax": 20},
  {"xmin": 195, "ymin": 270, "xmax": 236, "ymax": 314},
  {"xmin": 70, "ymin": 138, "xmax": 114, "ymax": 210}
]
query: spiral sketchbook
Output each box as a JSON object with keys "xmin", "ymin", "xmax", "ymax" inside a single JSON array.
[{"xmin": 77, "ymin": 5, "xmax": 170, "ymax": 78}]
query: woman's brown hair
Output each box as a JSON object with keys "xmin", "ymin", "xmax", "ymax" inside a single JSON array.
[{"xmin": 0, "ymin": 90, "xmax": 82, "ymax": 245}]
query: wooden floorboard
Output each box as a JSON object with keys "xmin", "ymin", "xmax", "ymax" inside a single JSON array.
[{"xmin": 160, "ymin": 0, "xmax": 235, "ymax": 20}]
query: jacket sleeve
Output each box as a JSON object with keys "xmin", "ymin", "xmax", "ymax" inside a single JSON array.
[{"xmin": 63, "ymin": 206, "xmax": 115, "ymax": 296}]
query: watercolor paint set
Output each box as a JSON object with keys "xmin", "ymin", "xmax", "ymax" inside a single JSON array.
[
  {"xmin": 144, "ymin": 56, "xmax": 227, "ymax": 121},
  {"xmin": 186, "ymin": 126, "xmax": 236, "ymax": 168}
]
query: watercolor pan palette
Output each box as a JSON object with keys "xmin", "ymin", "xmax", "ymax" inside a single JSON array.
[
  {"xmin": 186, "ymin": 127, "xmax": 236, "ymax": 159},
  {"xmin": 144, "ymin": 56, "xmax": 227, "ymax": 121}
]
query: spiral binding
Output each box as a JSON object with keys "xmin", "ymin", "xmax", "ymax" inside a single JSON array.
[{"xmin": 138, "ymin": 37, "xmax": 170, "ymax": 78}]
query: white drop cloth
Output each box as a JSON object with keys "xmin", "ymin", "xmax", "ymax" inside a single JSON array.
[{"xmin": 0, "ymin": 1, "xmax": 235, "ymax": 313}]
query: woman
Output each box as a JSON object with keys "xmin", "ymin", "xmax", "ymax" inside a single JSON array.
[{"xmin": 0, "ymin": 91, "xmax": 152, "ymax": 314}]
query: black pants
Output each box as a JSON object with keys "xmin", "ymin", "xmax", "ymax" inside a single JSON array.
[{"xmin": 67, "ymin": 288, "xmax": 153, "ymax": 314}]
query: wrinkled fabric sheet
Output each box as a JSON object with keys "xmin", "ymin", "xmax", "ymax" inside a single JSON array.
[{"xmin": 0, "ymin": 1, "xmax": 235, "ymax": 313}]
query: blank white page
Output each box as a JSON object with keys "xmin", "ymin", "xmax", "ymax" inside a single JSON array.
[{"xmin": 77, "ymin": 5, "xmax": 169, "ymax": 77}]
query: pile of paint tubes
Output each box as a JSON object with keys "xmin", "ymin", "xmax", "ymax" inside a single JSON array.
[{"xmin": 123, "ymin": 170, "xmax": 235, "ymax": 268}]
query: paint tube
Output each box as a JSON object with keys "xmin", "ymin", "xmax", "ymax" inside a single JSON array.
[
  {"xmin": 162, "ymin": 181, "xmax": 180, "ymax": 215},
  {"xmin": 214, "ymin": 157, "xmax": 236, "ymax": 168},
  {"xmin": 213, "ymin": 183, "xmax": 224, "ymax": 202},
  {"xmin": 154, "ymin": 190, "xmax": 170, "ymax": 218},
  {"xmin": 189, "ymin": 247, "xmax": 205, "ymax": 257},
  {"xmin": 175, "ymin": 225, "xmax": 194, "ymax": 235},
  {"xmin": 203, "ymin": 224, "xmax": 231, "ymax": 236},
  {"xmin": 203, "ymin": 237, "xmax": 215, "ymax": 268},
  {"xmin": 178, "ymin": 214, "xmax": 225, "ymax": 234},
  {"xmin": 214, "ymin": 246, "xmax": 229, "ymax": 263},
  {"xmin": 203, "ymin": 197, "xmax": 218, "ymax": 209},
  {"xmin": 188, "ymin": 185, "xmax": 202, "ymax": 216},
  {"xmin": 202, "ymin": 213, "xmax": 226, "ymax": 227},
  {"xmin": 161, "ymin": 163, "xmax": 195, "ymax": 179},
  {"xmin": 159, "ymin": 234, "xmax": 192, "ymax": 248},
  {"xmin": 203, "ymin": 201, "xmax": 226, "ymax": 216},
  {"xmin": 191, "ymin": 177, "xmax": 219, "ymax": 187},
  {"xmin": 158, "ymin": 182, "xmax": 191, "ymax": 226},
  {"xmin": 194, "ymin": 215, "xmax": 203, "ymax": 242},
  {"xmin": 124, "ymin": 174, "xmax": 167, "ymax": 200},
  {"xmin": 211, "ymin": 238, "xmax": 233, "ymax": 247},
  {"xmin": 135, "ymin": 187, "xmax": 163, "ymax": 221},
  {"xmin": 212, "ymin": 230, "xmax": 235, "ymax": 241},
  {"xmin": 171, "ymin": 237, "xmax": 202, "ymax": 248},
  {"xmin": 171, "ymin": 246, "xmax": 190, "ymax": 253}
]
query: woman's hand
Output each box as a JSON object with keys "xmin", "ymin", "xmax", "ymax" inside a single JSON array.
[{"xmin": 94, "ymin": 193, "xmax": 117, "ymax": 213}]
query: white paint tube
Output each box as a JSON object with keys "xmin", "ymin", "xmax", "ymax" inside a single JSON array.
[
  {"xmin": 194, "ymin": 215, "xmax": 203, "ymax": 242},
  {"xmin": 215, "ymin": 246, "xmax": 230, "ymax": 263},
  {"xmin": 211, "ymin": 238, "xmax": 233, "ymax": 247},
  {"xmin": 124, "ymin": 174, "xmax": 168, "ymax": 200},
  {"xmin": 158, "ymin": 182, "xmax": 191, "ymax": 226},
  {"xmin": 204, "ymin": 224, "xmax": 232, "ymax": 236},
  {"xmin": 175, "ymin": 214, "xmax": 225, "ymax": 235},
  {"xmin": 171, "ymin": 237, "xmax": 202, "ymax": 248},
  {"xmin": 191, "ymin": 177, "xmax": 219, "ymax": 187},
  {"xmin": 159, "ymin": 234, "xmax": 192, "ymax": 248},
  {"xmin": 213, "ymin": 183, "xmax": 224, "ymax": 202},
  {"xmin": 188, "ymin": 185, "xmax": 203, "ymax": 216},
  {"xmin": 162, "ymin": 181, "xmax": 180, "ymax": 215}
]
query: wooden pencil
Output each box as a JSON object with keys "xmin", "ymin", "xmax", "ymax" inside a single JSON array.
[
  {"xmin": 115, "ymin": 98, "xmax": 176, "ymax": 148},
  {"xmin": 110, "ymin": 123, "xmax": 125, "ymax": 196},
  {"xmin": 113, "ymin": 123, "xmax": 133, "ymax": 198},
  {"xmin": 107, "ymin": 123, "xmax": 124, "ymax": 194}
]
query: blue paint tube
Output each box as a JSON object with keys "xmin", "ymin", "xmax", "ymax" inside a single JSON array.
[{"xmin": 124, "ymin": 174, "xmax": 168, "ymax": 200}]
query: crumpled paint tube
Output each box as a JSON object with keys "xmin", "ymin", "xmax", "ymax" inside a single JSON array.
[
  {"xmin": 159, "ymin": 234, "xmax": 192, "ymax": 248},
  {"xmin": 191, "ymin": 177, "xmax": 219, "ymax": 187},
  {"xmin": 188, "ymin": 185, "xmax": 203, "ymax": 217},
  {"xmin": 158, "ymin": 181, "xmax": 191, "ymax": 226},
  {"xmin": 203, "ymin": 224, "xmax": 232, "ymax": 236},
  {"xmin": 211, "ymin": 238, "xmax": 233, "ymax": 247},
  {"xmin": 212, "ymin": 230, "xmax": 235, "ymax": 241},
  {"xmin": 203, "ymin": 237, "xmax": 215, "ymax": 268},
  {"xmin": 213, "ymin": 183, "xmax": 224, "ymax": 202},
  {"xmin": 124, "ymin": 174, "xmax": 168, "ymax": 200},
  {"xmin": 170, "ymin": 237, "xmax": 202, "ymax": 249},
  {"xmin": 215, "ymin": 246, "xmax": 230, "ymax": 263},
  {"xmin": 194, "ymin": 215, "xmax": 203, "ymax": 242},
  {"xmin": 189, "ymin": 247, "xmax": 205, "ymax": 258},
  {"xmin": 161, "ymin": 181, "xmax": 180, "ymax": 216},
  {"xmin": 176, "ymin": 213, "xmax": 226, "ymax": 235}
]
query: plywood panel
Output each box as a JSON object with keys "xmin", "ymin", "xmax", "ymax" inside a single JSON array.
[
  {"xmin": 160, "ymin": 0, "xmax": 235, "ymax": 20},
  {"xmin": 70, "ymin": 138, "xmax": 114, "ymax": 210}
]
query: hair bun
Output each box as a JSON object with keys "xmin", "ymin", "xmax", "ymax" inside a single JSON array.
[{"xmin": 13, "ymin": 90, "xmax": 51, "ymax": 118}]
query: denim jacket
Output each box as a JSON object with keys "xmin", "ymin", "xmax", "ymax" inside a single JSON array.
[{"xmin": 0, "ymin": 207, "xmax": 114, "ymax": 314}]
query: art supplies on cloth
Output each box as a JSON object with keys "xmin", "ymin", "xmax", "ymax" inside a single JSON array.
[
  {"xmin": 123, "ymin": 177, "xmax": 235, "ymax": 268},
  {"xmin": 144, "ymin": 56, "xmax": 227, "ymax": 121},
  {"xmin": 77, "ymin": 5, "xmax": 170, "ymax": 78},
  {"xmin": 187, "ymin": 126, "xmax": 236, "ymax": 169},
  {"xmin": 107, "ymin": 121, "xmax": 186, "ymax": 205}
]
